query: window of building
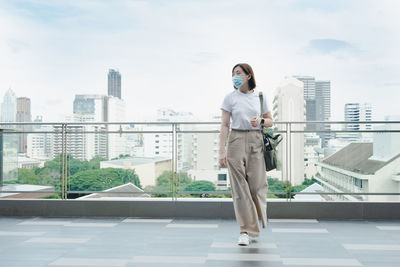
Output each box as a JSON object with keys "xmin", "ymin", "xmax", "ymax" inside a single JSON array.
[
  {"xmin": 354, "ymin": 178, "xmax": 363, "ymax": 188},
  {"xmin": 218, "ymin": 174, "xmax": 227, "ymax": 181}
]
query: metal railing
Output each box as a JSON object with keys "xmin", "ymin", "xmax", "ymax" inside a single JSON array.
[{"xmin": 1, "ymin": 120, "xmax": 399, "ymax": 201}]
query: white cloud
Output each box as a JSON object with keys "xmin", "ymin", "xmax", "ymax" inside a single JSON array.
[{"xmin": 0, "ymin": 0, "xmax": 399, "ymax": 122}]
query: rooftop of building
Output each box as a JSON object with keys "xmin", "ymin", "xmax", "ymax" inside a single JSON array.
[
  {"xmin": 322, "ymin": 143, "xmax": 400, "ymax": 175},
  {"xmin": 102, "ymin": 156, "xmax": 171, "ymax": 167},
  {"xmin": 78, "ymin": 182, "xmax": 150, "ymax": 199}
]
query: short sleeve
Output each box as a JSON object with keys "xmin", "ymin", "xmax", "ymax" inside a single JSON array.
[
  {"xmin": 221, "ymin": 93, "xmax": 232, "ymax": 113},
  {"xmin": 262, "ymin": 94, "xmax": 271, "ymax": 114}
]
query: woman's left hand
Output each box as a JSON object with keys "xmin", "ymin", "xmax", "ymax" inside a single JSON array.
[{"xmin": 250, "ymin": 117, "xmax": 261, "ymax": 127}]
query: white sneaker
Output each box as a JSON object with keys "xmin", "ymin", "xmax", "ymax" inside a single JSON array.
[{"xmin": 237, "ymin": 233, "xmax": 250, "ymax": 246}]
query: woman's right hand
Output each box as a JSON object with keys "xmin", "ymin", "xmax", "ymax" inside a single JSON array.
[{"xmin": 219, "ymin": 151, "xmax": 227, "ymax": 168}]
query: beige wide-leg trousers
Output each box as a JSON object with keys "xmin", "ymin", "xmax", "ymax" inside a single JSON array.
[{"xmin": 227, "ymin": 129, "xmax": 268, "ymax": 237}]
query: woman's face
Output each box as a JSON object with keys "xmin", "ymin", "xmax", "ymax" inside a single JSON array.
[{"xmin": 232, "ymin": 66, "xmax": 250, "ymax": 85}]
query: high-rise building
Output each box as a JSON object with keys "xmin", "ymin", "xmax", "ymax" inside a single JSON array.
[
  {"xmin": 33, "ymin": 115, "xmax": 43, "ymax": 130},
  {"xmin": 293, "ymin": 76, "xmax": 331, "ymax": 147},
  {"xmin": 73, "ymin": 94, "xmax": 108, "ymax": 122},
  {"xmin": 27, "ymin": 126, "xmax": 53, "ymax": 160},
  {"xmin": 142, "ymin": 108, "xmax": 195, "ymax": 172},
  {"xmin": 315, "ymin": 80, "xmax": 332, "ymax": 146},
  {"xmin": 107, "ymin": 96, "xmax": 127, "ymax": 160},
  {"xmin": 72, "ymin": 94, "xmax": 129, "ymax": 160},
  {"xmin": 305, "ymin": 99, "xmax": 317, "ymax": 131},
  {"xmin": 1, "ymin": 88, "xmax": 17, "ymax": 127},
  {"xmin": 293, "ymin": 76, "xmax": 315, "ymax": 100},
  {"xmin": 273, "ymin": 77, "xmax": 305, "ymax": 186},
  {"xmin": 344, "ymin": 103, "xmax": 372, "ymax": 130},
  {"xmin": 108, "ymin": 69, "xmax": 121, "ymax": 99},
  {"xmin": 16, "ymin": 97, "xmax": 32, "ymax": 153},
  {"xmin": 315, "ymin": 81, "xmax": 331, "ymax": 122},
  {"xmin": 340, "ymin": 103, "xmax": 373, "ymax": 142}
]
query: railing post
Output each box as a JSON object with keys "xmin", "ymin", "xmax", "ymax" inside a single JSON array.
[
  {"xmin": 285, "ymin": 122, "xmax": 290, "ymax": 201},
  {"xmin": 174, "ymin": 123, "xmax": 178, "ymax": 200},
  {"xmin": 0, "ymin": 129, "xmax": 3, "ymax": 187},
  {"xmin": 60, "ymin": 124, "xmax": 65, "ymax": 199},
  {"xmin": 61, "ymin": 123, "xmax": 68, "ymax": 200},
  {"xmin": 171, "ymin": 123, "xmax": 177, "ymax": 200}
]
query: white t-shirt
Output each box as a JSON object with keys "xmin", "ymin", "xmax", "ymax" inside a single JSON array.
[{"xmin": 221, "ymin": 89, "xmax": 270, "ymax": 130}]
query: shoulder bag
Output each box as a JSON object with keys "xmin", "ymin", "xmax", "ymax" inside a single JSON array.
[{"xmin": 259, "ymin": 92, "xmax": 283, "ymax": 171}]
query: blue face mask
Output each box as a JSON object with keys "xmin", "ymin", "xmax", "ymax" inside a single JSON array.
[{"xmin": 232, "ymin": 75, "xmax": 243, "ymax": 89}]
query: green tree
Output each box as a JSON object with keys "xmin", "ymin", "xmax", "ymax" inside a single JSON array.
[
  {"xmin": 184, "ymin": 180, "xmax": 215, "ymax": 192},
  {"xmin": 149, "ymin": 171, "xmax": 192, "ymax": 197},
  {"xmin": 111, "ymin": 154, "xmax": 131, "ymax": 160},
  {"xmin": 69, "ymin": 168, "xmax": 141, "ymax": 191},
  {"xmin": 155, "ymin": 171, "xmax": 173, "ymax": 192},
  {"xmin": 17, "ymin": 168, "xmax": 39, "ymax": 184},
  {"xmin": 88, "ymin": 156, "xmax": 106, "ymax": 169},
  {"xmin": 154, "ymin": 171, "xmax": 192, "ymax": 192}
]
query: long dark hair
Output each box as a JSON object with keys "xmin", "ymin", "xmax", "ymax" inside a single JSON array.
[{"xmin": 232, "ymin": 63, "xmax": 256, "ymax": 90}]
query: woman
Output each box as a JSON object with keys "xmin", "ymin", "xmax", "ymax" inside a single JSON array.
[{"xmin": 219, "ymin": 63, "xmax": 273, "ymax": 246}]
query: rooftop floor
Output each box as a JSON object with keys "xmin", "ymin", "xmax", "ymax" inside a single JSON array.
[{"xmin": 0, "ymin": 217, "xmax": 400, "ymax": 267}]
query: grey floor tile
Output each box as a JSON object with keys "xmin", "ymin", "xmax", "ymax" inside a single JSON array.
[
  {"xmin": 122, "ymin": 218, "xmax": 173, "ymax": 223},
  {"xmin": 205, "ymin": 261, "xmax": 284, "ymax": 267},
  {"xmin": 1, "ymin": 217, "xmax": 400, "ymax": 267},
  {"xmin": 0, "ymin": 231, "xmax": 45, "ymax": 236},
  {"xmin": 376, "ymin": 226, "xmax": 400, "ymax": 231},
  {"xmin": 268, "ymin": 219, "xmax": 319, "ymax": 223},
  {"xmin": 272, "ymin": 228, "xmax": 328, "ymax": 233},
  {"xmin": 132, "ymin": 255, "xmax": 206, "ymax": 264},
  {"xmin": 281, "ymin": 257, "xmax": 362, "ymax": 266},
  {"xmin": 0, "ymin": 259, "xmax": 55, "ymax": 267},
  {"xmin": 166, "ymin": 223, "xmax": 219, "ymax": 228},
  {"xmin": 48, "ymin": 257, "xmax": 129, "ymax": 266},
  {"xmin": 208, "ymin": 253, "xmax": 281, "ymax": 262},
  {"xmin": 211, "ymin": 241, "xmax": 277, "ymax": 248},
  {"xmin": 343, "ymin": 244, "xmax": 400, "ymax": 250},
  {"xmin": 25, "ymin": 237, "xmax": 90, "ymax": 243}
]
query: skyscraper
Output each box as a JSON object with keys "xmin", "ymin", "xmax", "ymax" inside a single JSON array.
[
  {"xmin": 337, "ymin": 103, "xmax": 373, "ymax": 143},
  {"xmin": 16, "ymin": 97, "xmax": 32, "ymax": 153},
  {"xmin": 273, "ymin": 77, "xmax": 305, "ymax": 186},
  {"xmin": 72, "ymin": 94, "xmax": 109, "ymax": 160},
  {"xmin": 293, "ymin": 76, "xmax": 331, "ymax": 147},
  {"xmin": 315, "ymin": 80, "xmax": 332, "ymax": 147},
  {"xmin": 108, "ymin": 69, "xmax": 121, "ymax": 99},
  {"xmin": 345, "ymin": 103, "xmax": 372, "ymax": 130},
  {"xmin": 1, "ymin": 88, "xmax": 17, "ymax": 126},
  {"xmin": 73, "ymin": 94, "xmax": 108, "ymax": 121},
  {"xmin": 293, "ymin": 76, "xmax": 315, "ymax": 100}
]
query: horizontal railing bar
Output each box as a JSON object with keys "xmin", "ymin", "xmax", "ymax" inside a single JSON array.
[
  {"xmin": 1, "ymin": 120, "xmax": 399, "ymax": 126},
  {"xmin": 0, "ymin": 191, "xmax": 61, "ymax": 194},
  {"xmin": 290, "ymin": 130, "xmax": 400, "ymax": 133},
  {"xmin": 2, "ymin": 129, "xmax": 399, "ymax": 135},
  {"xmin": 61, "ymin": 131, "xmax": 173, "ymax": 134},
  {"xmin": 2, "ymin": 190, "xmax": 400, "ymax": 196},
  {"xmin": 67, "ymin": 191, "xmax": 173, "ymax": 194},
  {"xmin": 177, "ymin": 131, "xmax": 220, "ymax": 133},
  {"xmin": 290, "ymin": 192, "xmax": 400, "ymax": 195},
  {"xmin": 0, "ymin": 131, "xmax": 174, "ymax": 134},
  {"xmin": 176, "ymin": 191, "xmax": 231, "ymax": 194}
]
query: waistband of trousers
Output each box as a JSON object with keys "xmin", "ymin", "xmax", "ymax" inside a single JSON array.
[{"xmin": 231, "ymin": 128, "xmax": 261, "ymax": 132}]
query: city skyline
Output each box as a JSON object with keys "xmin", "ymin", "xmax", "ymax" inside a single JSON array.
[{"xmin": 1, "ymin": 0, "xmax": 399, "ymax": 122}]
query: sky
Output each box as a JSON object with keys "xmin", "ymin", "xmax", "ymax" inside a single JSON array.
[{"xmin": 1, "ymin": 0, "xmax": 399, "ymax": 122}]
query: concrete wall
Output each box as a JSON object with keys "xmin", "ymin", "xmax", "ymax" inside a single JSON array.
[{"xmin": 1, "ymin": 199, "xmax": 400, "ymax": 220}]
